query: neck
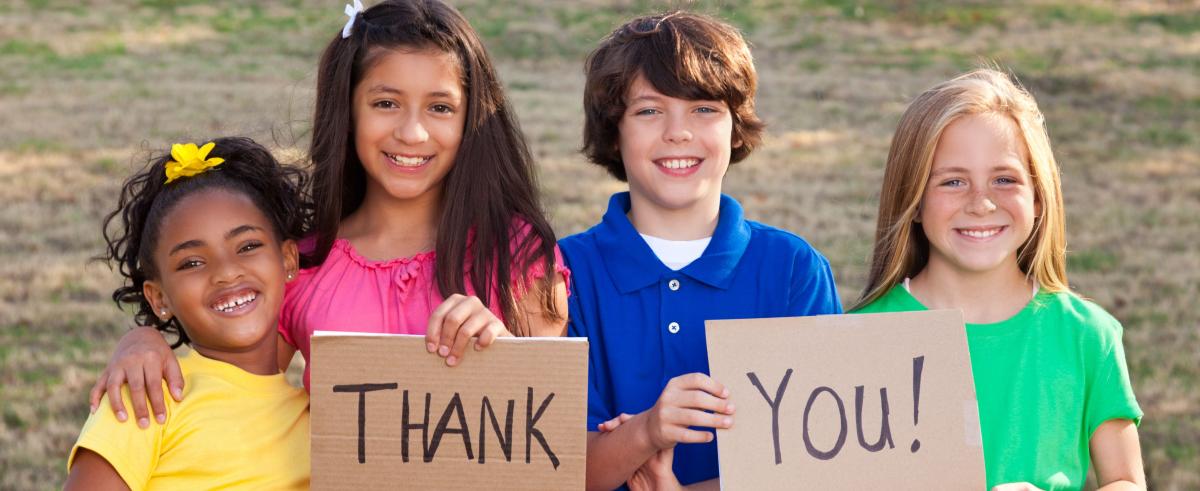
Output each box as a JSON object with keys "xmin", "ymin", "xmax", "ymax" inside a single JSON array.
[
  {"xmin": 627, "ymin": 192, "xmax": 720, "ymax": 240},
  {"xmin": 339, "ymin": 183, "xmax": 441, "ymax": 259},
  {"xmin": 190, "ymin": 335, "xmax": 279, "ymax": 376},
  {"xmin": 909, "ymin": 257, "xmax": 1033, "ymax": 324}
]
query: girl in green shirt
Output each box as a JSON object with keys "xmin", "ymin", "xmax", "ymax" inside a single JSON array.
[{"xmin": 853, "ymin": 69, "xmax": 1144, "ymax": 491}]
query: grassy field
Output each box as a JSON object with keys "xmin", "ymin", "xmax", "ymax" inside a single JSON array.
[{"xmin": 1, "ymin": 0, "xmax": 1197, "ymax": 488}]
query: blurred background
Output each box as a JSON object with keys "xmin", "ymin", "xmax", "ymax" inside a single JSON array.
[{"xmin": 0, "ymin": 0, "xmax": 1196, "ymax": 489}]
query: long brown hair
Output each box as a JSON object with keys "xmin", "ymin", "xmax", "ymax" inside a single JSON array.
[
  {"xmin": 855, "ymin": 69, "xmax": 1068, "ymax": 310},
  {"xmin": 309, "ymin": 0, "xmax": 561, "ymax": 333}
]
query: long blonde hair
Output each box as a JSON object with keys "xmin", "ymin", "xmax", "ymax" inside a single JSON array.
[{"xmin": 854, "ymin": 68, "xmax": 1068, "ymax": 310}]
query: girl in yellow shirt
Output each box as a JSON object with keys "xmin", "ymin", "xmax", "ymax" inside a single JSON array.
[{"xmin": 65, "ymin": 137, "xmax": 309, "ymax": 490}]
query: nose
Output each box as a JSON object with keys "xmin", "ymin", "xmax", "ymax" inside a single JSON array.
[
  {"xmin": 663, "ymin": 113, "xmax": 693, "ymax": 144},
  {"xmin": 394, "ymin": 112, "xmax": 429, "ymax": 145},
  {"xmin": 211, "ymin": 257, "xmax": 245, "ymax": 285},
  {"xmin": 965, "ymin": 190, "xmax": 998, "ymax": 216}
]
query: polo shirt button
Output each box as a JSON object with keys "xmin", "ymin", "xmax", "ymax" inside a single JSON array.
[
  {"xmin": 668, "ymin": 279, "xmax": 680, "ymax": 291},
  {"xmin": 668, "ymin": 322, "xmax": 680, "ymax": 334}
]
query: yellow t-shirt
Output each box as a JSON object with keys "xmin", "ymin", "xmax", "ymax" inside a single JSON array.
[{"xmin": 68, "ymin": 350, "xmax": 310, "ymax": 490}]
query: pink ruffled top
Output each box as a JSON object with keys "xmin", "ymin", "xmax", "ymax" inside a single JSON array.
[{"xmin": 279, "ymin": 228, "xmax": 569, "ymax": 390}]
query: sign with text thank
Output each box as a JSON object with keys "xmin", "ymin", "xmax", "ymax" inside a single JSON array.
[
  {"xmin": 706, "ymin": 310, "xmax": 984, "ymax": 489},
  {"xmin": 310, "ymin": 333, "xmax": 588, "ymax": 490}
]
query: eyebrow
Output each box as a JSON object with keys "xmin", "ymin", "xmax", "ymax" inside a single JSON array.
[
  {"xmin": 366, "ymin": 84, "xmax": 459, "ymax": 99},
  {"xmin": 627, "ymin": 93, "xmax": 664, "ymax": 104},
  {"xmin": 167, "ymin": 224, "xmax": 264, "ymax": 256},
  {"xmin": 930, "ymin": 163, "xmax": 1024, "ymax": 177}
]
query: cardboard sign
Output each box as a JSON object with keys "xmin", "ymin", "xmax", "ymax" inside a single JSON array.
[
  {"xmin": 310, "ymin": 333, "xmax": 588, "ymax": 490},
  {"xmin": 706, "ymin": 310, "xmax": 984, "ymax": 489}
]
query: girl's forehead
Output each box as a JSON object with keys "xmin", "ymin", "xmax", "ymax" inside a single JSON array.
[
  {"xmin": 360, "ymin": 48, "xmax": 463, "ymax": 88},
  {"xmin": 157, "ymin": 189, "xmax": 270, "ymax": 241},
  {"xmin": 937, "ymin": 113, "xmax": 1030, "ymax": 163}
]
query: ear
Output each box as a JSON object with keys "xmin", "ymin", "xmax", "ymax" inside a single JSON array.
[
  {"xmin": 281, "ymin": 239, "xmax": 300, "ymax": 282},
  {"xmin": 143, "ymin": 279, "xmax": 172, "ymax": 322},
  {"xmin": 732, "ymin": 135, "xmax": 744, "ymax": 149}
]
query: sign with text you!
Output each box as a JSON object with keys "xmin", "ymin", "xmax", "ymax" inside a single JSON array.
[
  {"xmin": 707, "ymin": 310, "xmax": 985, "ymax": 490},
  {"xmin": 310, "ymin": 333, "xmax": 587, "ymax": 490}
]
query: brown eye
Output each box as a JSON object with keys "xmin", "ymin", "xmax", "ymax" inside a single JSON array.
[{"xmin": 238, "ymin": 241, "xmax": 264, "ymax": 254}]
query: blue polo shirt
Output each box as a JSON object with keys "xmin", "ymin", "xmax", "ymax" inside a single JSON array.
[{"xmin": 561, "ymin": 192, "xmax": 842, "ymax": 487}]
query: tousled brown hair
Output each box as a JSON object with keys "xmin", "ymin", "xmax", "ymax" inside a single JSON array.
[
  {"xmin": 855, "ymin": 69, "xmax": 1069, "ymax": 310},
  {"xmin": 309, "ymin": 0, "xmax": 561, "ymax": 333},
  {"xmin": 582, "ymin": 11, "xmax": 765, "ymax": 181}
]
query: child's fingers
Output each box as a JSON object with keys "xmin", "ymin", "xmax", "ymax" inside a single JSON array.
[
  {"xmin": 425, "ymin": 294, "xmax": 467, "ymax": 354},
  {"xmin": 89, "ymin": 369, "xmax": 111, "ymax": 413},
  {"xmin": 439, "ymin": 296, "xmax": 483, "ymax": 356},
  {"xmin": 446, "ymin": 314, "xmax": 489, "ymax": 366},
  {"xmin": 164, "ymin": 356, "xmax": 185, "ymax": 402},
  {"xmin": 104, "ymin": 372, "xmax": 129, "ymax": 422},
  {"xmin": 670, "ymin": 426, "xmax": 717, "ymax": 444},
  {"xmin": 144, "ymin": 369, "xmax": 168, "ymax": 425},
  {"xmin": 125, "ymin": 367, "xmax": 151, "ymax": 428},
  {"xmin": 597, "ymin": 413, "xmax": 635, "ymax": 432},
  {"xmin": 666, "ymin": 372, "xmax": 729, "ymax": 399},
  {"xmin": 473, "ymin": 320, "xmax": 504, "ymax": 351},
  {"xmin": 665, "ymin": 407, "xmax": 733, "ymax": 431},
  {"xmin": 668, "ymin": 389, "xmax": 735, "ymax": 415}
]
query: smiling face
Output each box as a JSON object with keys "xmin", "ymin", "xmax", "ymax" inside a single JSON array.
[
  {"xmin": 143, "ymin": 189, "xmax": 297, "ymax": 362},
  {"xmin": 919, "ymin": 113, "xmax": 1039, "ymax": 277},
  {"xmin": 618, "ymin": 74, "xmax": 736, "ymax": 216},
  {"xmin": 351, "ymin": 48, "xmax": 466, "ymax": 208}
]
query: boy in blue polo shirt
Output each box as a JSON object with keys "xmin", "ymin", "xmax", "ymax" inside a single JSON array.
[{"xmin": 562, "ymin": 11, "xmax": 843, "ymax": 490}]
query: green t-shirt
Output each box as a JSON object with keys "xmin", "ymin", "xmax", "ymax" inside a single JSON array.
[{"xmin": 855, "ymin": 285, "xmax": 1142, "ymax": 490}]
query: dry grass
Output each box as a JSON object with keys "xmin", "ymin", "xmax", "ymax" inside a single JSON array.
[{"xmin": 1, "ymin": 0, "xmax": 1197, "ymax": 489}]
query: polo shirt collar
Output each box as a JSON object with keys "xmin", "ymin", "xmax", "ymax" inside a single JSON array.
[{"xmin": 594, "ymin": 192, "xmax": 752, "ymax": 293}]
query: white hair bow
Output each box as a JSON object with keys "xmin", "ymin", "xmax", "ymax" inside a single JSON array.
[{"xmin": 342, "ymin": 0, "xmax": 365, "ymax": 39}]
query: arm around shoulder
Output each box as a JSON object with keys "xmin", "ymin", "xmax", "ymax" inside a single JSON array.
[{"xmin": 88, "ymin": 327, "xmax": 182, "ymax": 427}]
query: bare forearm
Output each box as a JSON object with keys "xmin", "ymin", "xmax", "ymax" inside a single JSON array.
[{"xmin": 586, "ymin": 416, "xmax": 660, "ymax": 491}]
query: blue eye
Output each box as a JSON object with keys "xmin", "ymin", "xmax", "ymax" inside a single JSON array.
[
  {"xmin": 696, "ymin": 106, "xmax": 718, "ymax": 113},
  {"xmin": 995, "ymin": 176, "xmax": 1018, "ymax": 185},
  {"xmin": 634, "ymin": 108, "xmax": 660, "ymax": 116},
  {"xmin": 941, "ymin": 178, "xmax": 965, "ymax": 187}
]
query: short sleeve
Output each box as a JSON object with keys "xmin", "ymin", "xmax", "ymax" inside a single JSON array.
[
  {"xmin": 1084, "ymin": 321, "xmax": 1143, "ymax": 437},
  {"xmin": 277, "ymin": 271, "xmax": 309, "ymax": 349},
  {"xmin": 787, "ymin": 250, "xmax": 843, "ymax": 316},
  {"xmin": 68, "ymin": 386, "xmax": 168, "ymax": 491},
  {"xmin": 508, "ymin": 221, "xmax": 571, "ymax": 297}
]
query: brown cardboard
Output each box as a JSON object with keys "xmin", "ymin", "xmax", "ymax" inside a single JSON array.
[
  {"xmin": 706, "ymin": 310, "xmax": 985, "ymax": 490},
  {"xmin": 310, "ymin": 332, "xmax": 588, "ymax": 490}
]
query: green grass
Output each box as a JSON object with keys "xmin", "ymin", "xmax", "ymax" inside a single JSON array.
[{"xmin": 1, "ymin": 0, "xmax": 1198, "ymax": 489}]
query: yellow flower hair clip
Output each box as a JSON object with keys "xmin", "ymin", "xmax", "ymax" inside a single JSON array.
[{"xmin": 165, "ymin": 142, "xmax": 225, "ymax": 184}]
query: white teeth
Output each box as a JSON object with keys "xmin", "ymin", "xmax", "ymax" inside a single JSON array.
[
  {"xmin": 385, "ymin": 153, "xmax": 428, "ymax": 167},
  {"xmin": 960, "ymin": 228, "xmax": 1001, "ymax": 238},
  {"xmin": 660, "ymin": 159, "xmax": 699, "ymax": 169},
  {"xmin": 212, "ymin": 292, "xmax": 257, "ymax": 313}
]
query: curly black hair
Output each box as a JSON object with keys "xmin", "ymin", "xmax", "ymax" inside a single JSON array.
[{"xmin": 99, "ymin": 136, "xmax": 311, "ymax": 347}]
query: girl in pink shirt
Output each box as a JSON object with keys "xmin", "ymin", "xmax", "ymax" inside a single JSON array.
[{"xmin": 90, "ymin": 0, "xmax": 569, "ymax": 422}]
